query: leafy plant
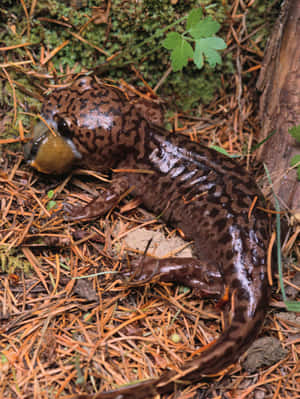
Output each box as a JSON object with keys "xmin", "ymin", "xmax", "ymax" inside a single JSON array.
[
  {"xmin": 289, "ymin": 124, "xmax": 300, "ymax": 141},
  {"xmin": 47, "ymin": 190, "xmax": 57, "ymax": 211},
  {"xmin": 210, "ymin": 145, "xmax": 240, "ymax": 158},
  {"xmin": 162, "ymin": 8, "xmax": 226, "ymax": 72},
  {"xmin": 288, "ymin": 124, "xmax": 300, "ymax": 180}
]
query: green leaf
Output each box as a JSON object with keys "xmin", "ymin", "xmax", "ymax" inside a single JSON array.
[
  {"xmin": 179, "ymin": 285, "xmax": 190, "ymax": 294},
  {"xmin": 1, "ymin": 353, "xmax": 8, "ymax": 364},
  {"xmin": 203, "ymin": 47, "xmax": 222, "ymax": 68},
  {"xmin": 170, "ymin": 38, "xmax": 194, "ymax": 71},
  {"xmin": 291, "ymin": 154, "xmax": 300, "ymax": 167},
  {"xmin": 285, "ymin": 301, "xmax": 300, "ymax": 312},
  {"xmin": 251, "ymin": 130, "xmax": 276, "ymax": 152},
  {"xmin": 194, "ymin": 37, "xmax": 226, "ymax": 69},
  {"xmin": 209, "ymin": 145, "xmax": 230, "ymax": 157},
  {"xmin": 83, "ymin": 312, "xmax": 93, "ymax": 322},
  {"xmin": 47, "ymin": 200, "xmax": 57, "ymax": 211},
  {"xmin": 291, "ymin": 154, "xmax": 300, "ymax": 180},
  {"xmin": 288, "ymin": 124, "xmax": 300, "ymax": 142},
  {"xmin": 162, "ymin": 32, "xmax": 182, "ymax": 50},
  {"xmin": 194, "ymin": 42, "xmax": 204, "ymax": 68},
  {"xmin": 47, "ymin": 189, "xmax": 54, "ymax": 199},
  {"xmin": 186, "ymin": 8, "xmax": 203, "ymax": 30},
  {"xmin": 189, "ymin": 17, "xmax": 220, "ymax": 39},
  {"xmin": 210, "ymin": 145, "xmax": 240, "ymax": 158},
  {"xmin": 204, "ymin": 36, "xmax": 227, "ymax": 50}
]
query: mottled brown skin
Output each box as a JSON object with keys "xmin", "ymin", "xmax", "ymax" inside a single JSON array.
[{"xmin": 25, "ymin": 76, "xmax": 271, "ymax": 399}]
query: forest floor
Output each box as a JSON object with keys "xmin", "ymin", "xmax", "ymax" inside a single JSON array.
[{"xmin": 1, "ymin": 1, "xmax": 299, "ymax": 399}]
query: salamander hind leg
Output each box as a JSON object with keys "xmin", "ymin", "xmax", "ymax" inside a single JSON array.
[{"xmin": 127, "ymin": 257, "xmax": 224, "ymax": 298}]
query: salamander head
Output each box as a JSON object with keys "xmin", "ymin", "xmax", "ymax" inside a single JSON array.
[{"xmin": 25, "ymin": 76, "xmax": 145, "ymax": 174}]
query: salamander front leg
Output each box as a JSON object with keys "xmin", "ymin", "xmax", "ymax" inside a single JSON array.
[
  {"xmin": 64, "ymin": 177, "xmax": 129, "ymax": 221},
  {"xmin": 127, "ymin": 257, "xmax": 224, "ymax": 298}
]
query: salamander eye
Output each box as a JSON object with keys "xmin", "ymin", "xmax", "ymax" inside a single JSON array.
[
  {"xmin": 57, "ymin": 117, "xmax": 73, "ymax": 139},
  {"xmin": 30, "ymin": 140, "xmax": 40, "ymax": 158}
]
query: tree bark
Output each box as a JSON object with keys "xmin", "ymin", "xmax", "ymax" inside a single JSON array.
[{"xmin": 257, "ymin": 0, "xmax": 300, "ymax": 216}]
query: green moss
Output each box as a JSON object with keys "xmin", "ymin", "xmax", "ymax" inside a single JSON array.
[
  {"xmin": 0, "ymin": 76, "xmax": 42, "ymax": 139},
  {"xmin": 0, "ymin": 246, "xmax": 32, "ymax": 274},
  {"xmin": 1, "ymin": 0, "xmax": 279, "ymax": 114}
]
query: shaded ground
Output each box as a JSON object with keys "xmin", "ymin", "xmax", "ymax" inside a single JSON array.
[
  {"xmin": 1, "ymin": 2, "xmax": 300, "ymax": 399},
  {"xmin": 0, "ymin": 162, "xmax": 299, "ymax": 398}
]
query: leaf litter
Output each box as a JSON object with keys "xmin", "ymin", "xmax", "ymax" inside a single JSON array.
[{"xmin": 0, "ymin": 1, "xmax": 299, "ymax": 399}]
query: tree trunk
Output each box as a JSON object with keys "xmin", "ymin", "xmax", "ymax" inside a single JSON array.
[{"xmin": 257, "ymin": 0, "xmax": 300, "ymax": 216}]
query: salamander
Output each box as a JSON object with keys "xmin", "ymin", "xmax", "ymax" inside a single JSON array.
[{"xmin": 25, "ymin": 76, "xmax": 271, "ymax": 399}]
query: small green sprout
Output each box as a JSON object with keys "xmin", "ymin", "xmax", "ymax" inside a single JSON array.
[{"xmin": 288, "ymin": 124, "xmax": 300, "ymax": 180}]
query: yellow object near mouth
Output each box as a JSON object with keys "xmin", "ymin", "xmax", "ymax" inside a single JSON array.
[
  {"xmin": 25, "ymin": 121, "xmax": 81, "ymax": 175},
  {"xmin": 30, "ymin": 159, "xmax": 47, "ymax": 173}
]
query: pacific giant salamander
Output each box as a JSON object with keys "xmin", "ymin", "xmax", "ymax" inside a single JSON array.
[{"xmin": 25, "ymin": 76, "xmax": 271, "ymax": 399}]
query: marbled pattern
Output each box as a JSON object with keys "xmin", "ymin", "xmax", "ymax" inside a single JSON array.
[{"xmin": 25, "ymin": 76, "xmax": 271, "ymax": 399}]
